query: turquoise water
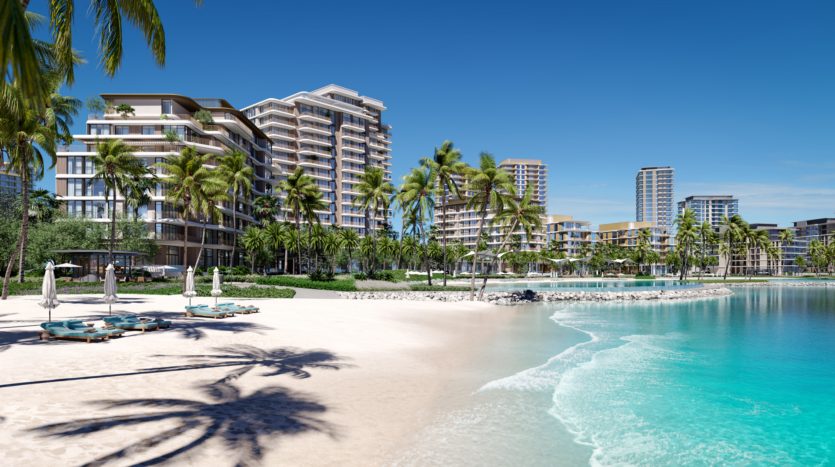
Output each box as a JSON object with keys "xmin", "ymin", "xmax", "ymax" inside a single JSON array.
[
  {"xmin": 390, "ymin": 286, "xmax": 835, "ymax": 466},
  {"xmin": 488, "ymin": 280, "xmax": 703, "ymax": 292}
]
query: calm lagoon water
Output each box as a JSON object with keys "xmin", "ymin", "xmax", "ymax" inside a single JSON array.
[
  {"xmin": 388, "ymin": 286, "xmax": 835, "ymax": 466},
  {"xmin": 487, "ymin": 280, "xmax": 702, "ymax": 292}
]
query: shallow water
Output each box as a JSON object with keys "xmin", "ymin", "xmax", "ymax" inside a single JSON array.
[
  {"xmin": 488, "ymin": 280, "xmax": 702, "ymax": 292},
  {"xmin": 388, "ymin": 286, "xmax": 835, "ymax": 466}
]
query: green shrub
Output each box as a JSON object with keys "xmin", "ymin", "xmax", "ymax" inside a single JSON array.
[
  {"xmin": 218, "ymin": 266, "xmax": 230, "ymax": 274},
  {"xmin": 193, "ymin": 267, "xmax": 203, "ymax": 276},
  {"xmin": 231, "ymin": 265, "xmax": 249, "ymax": 275},
  {"xmin": 196, "ymin": 285, "xmax": 294, "ymax": 298},
  {"xmin": 307, "ymin": 269, "xmax": 335, "ymax": 282},
  {"xmin": 635, "ymin": 275, "xmax": 656, "ymax": 279},
  {"xmin": 196, "ymin": 274, "xmax": 260, "ymax": 283},
  {"xmin": 256, "ymin": 276, "xmax": 357, "ymax": 291},
  {"xmin": 353, "ymin": 272, "xmax": 367, "ymax": 281}
]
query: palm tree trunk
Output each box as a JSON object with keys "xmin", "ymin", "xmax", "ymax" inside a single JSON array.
[
  {"xmin": 109, "ymin": 174, "xmax": 118, "ymax": 267},
  {"xmin": 284, "ymin": 247, "xmax": 288, "ymax": 274},
  {"xmin": 469, "ymin": 207, "xmax": 490, "ymax": 301},
  {"xmin": 332, "ymin": 253, "xmax": 336, "ymax": 274},
  {"xmin": 723, "ymin": 237, "xmax": 732, "ymax": 280},
  {"xmin": 230, "ymin": 193, "xmax": 238, "ymax": 268},
  {"xmin": 15, "ymin": 165, "xmax": 30, "ymax": 284},
  {"xmin": 370, "ymin": 205, "xmax": 378, "ymax": 273},
  {"xmin": 478, "ymin": 218, "xmax": 518, "ymax": 300},
  {"xmin": 397, "ymin": 220, "xmax": 405, "ymax": 269},
  {"xmin": 441, "ymin": 188, "xmax": 448, "ymax": 286},
  {"xmin": 182, "ymin": 204, "xmax": 190, "ymax": 292},
  {"xmin": 418, "ymin": 203, "xmax": 432, "ymax": 286},
  {"xmin": 1, "ymin": 229, "xmax": 25, "ymax": 299},
  {"xmin": 194, "ymin": 218, "xmax": 207, "ymax": 272},
  {"xmin": 294, "ymin": 206, "xmax": 302, "ymax": 275}
]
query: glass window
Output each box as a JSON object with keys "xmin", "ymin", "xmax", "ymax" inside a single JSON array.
[
  {"xmin": 142, "ymin": 126, "xmax": 155, "ymax": 135},
  {"xmin": 161, "ymin": 100, "xmax": 172, "ymax": 114},
  {"xmin": 89, "ymin": 124, "xmax": 110, "ymax": 135},
  {"xmin": 166, "ymin": 246, "xmax": 179, "ymax": 266},
  {"xmin": 115, "ymin": 126, "xmax": 130, "ymax": 135}
]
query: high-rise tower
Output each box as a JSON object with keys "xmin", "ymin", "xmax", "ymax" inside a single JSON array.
[{"xmin": 636, "ymin": 166, "xmax": 674, "ymax": 232}]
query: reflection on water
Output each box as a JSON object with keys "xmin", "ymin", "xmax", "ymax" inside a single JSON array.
[{"xmin": 488, "ymin": 280, "xmax": 703, "ymax": 292}]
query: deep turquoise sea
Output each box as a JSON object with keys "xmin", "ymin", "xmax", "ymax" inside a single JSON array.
[{"xmin": 388, "ymin": 286, "xmax": 835, "ymax": 466}]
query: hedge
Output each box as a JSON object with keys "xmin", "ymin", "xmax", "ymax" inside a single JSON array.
[
  {"xmin": 195, "ymin": 274, "xmax": 260, "ymax": 283},
  {"xmin": 255, "ymin": 276, "xmax": 357, "ymax": 291}
]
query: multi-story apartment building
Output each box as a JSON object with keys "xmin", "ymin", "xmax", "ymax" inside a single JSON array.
[
  {"xmin": 715, "ymin": 223, "xmax": 795, "ymax": 275},
  {"xmin": 56, "ymin": 93, "xmax": 279, "ymax": 274},
  {"xmin": 545, "ymin": 215, "xmax": 592, "ymax": 256},
  {"xmin": 434, "ymin": 157, "xmax": 548, "ymax": 256},
  {"xmin": 498, "ymin": 159, "xmax": 548, "ymax": 210},
  {"xmin": 595, "ymin": 221, "xmax": 672, "ymax": 274},
  {"xmin": 636, "ymin": 166, "xmax": 674, "ymax": 235},
  {"xmin": 242, "ymin": 85, "xmax": 392, "ymax": 236},
  {"xmin": 676, "ymin": 195, "xmax": 738, "ymax": 228},
  {"xmin": 0, "ymin": 164, "xmax": 24, "ymax": 194},
  {"xmin": 793, "ymin": 218, "xmax": 835, "ymax": 246}
]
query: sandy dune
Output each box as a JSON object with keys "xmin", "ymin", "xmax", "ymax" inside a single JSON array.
[{"xmin": 0, "ymin": 294, "xmax": 510, "ymax": 466}]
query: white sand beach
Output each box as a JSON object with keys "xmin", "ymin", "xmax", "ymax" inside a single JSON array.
[{"xmin": 0, "ymin": 294, "xmax": 512, "ymax": 467}]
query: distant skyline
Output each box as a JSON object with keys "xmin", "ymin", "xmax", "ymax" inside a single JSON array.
[{"xmin": 31, "ymin": 0, "xmax": 835, "ymax": 228}]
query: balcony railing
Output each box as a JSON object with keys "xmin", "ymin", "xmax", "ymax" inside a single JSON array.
[
  {"xmin": 299, "ymin": 108, "xmax": 333, "ymax": 122},
  {"xmin": 298, "ymin": 133, "xmax": 331, "ymax": 144}
]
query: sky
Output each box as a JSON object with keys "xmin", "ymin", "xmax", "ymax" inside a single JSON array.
[{"xmin": 31, "ymin": 0, "xmax": 835, "ymax": 229}]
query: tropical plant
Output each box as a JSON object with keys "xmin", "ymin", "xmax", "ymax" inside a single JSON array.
[
  {"xmin": 2, "ymin": 0, "xmax": 205, "ymax": 107},
  {"xmin": 279, "ymin": 167, "xmax": 319, "ymax": 274},
  {"xmin": 215, "ymin": 148, "xmax": 253, "ymax": 267},
  {"xmin": 122, "ymin": 167, "xmax": 158, "ymax": 219},
  {"xmin": 154, "ymin": 147, "xmax": 224, "ymax": 290},
  {"xmin": 674, "ymin": 208, "xmax": 698, "ymax": 280},
  {"xmin": 88, "ymin": 138, "xmax": 146, "ymax": 265},
  {"xmin": 115, "ymin": 103, "xmax": 135, "ymax": 120},
  {"xmin": 240, "ymin": 227, "xmax": 266, "ymax": 275},
  {"xmin": 461, "ymin": 151, "xmax": 515, "ymax": 300},
  {"xmin": 353, "ymin": 167, "xmax": 395, "ymax": 273},
  {"xmin": 15, "ymin": 189, "xmax": 63, "ymax": 222},
  {"xmin": 194, "ymin": 109, "xmax": 214, "ymax": 125},
  {"xmin": 400, "ymin": 166, "xmax": 437, "ymax": 285},
  {"xmin": 252, "ymin": 195, "xmax": 283, "ymax": 224},
  {"xmin": 779, "ymin": 229, "xmax": 796, "ymax": 274},
  {"xmin": 86, "ymin": 95, "xmax": 105, "ymax": 119},
  {"xmin": 401, "ymin": 236, "xmax": 419, "ymax": 271},
  {"xmin": 339, "ymin": 228, "xmax": 360, "ymax": 273},
  {"xmin": 323, "ymin": 230, "xmax": 343, "ymax": 274},
  {"xmin": 419, "ymin": 141, "xmax": 466, "ymax": 285},
  {"xmin": 191, "ymin": 178, "xmax": 230, "ymax": 272},
  {"xmin": 720, "ymin": 214, "xmax": 745, "ymax": 279}
]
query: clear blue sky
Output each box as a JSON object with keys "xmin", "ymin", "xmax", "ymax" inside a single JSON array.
[{"xmin": 33, "ymin": 0, "xmax": 835, "ymax": 228}]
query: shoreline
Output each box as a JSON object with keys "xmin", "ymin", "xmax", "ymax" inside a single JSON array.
[{"xmin": 0, "ymin": 294, "xmax": 516, "ymax": 466}]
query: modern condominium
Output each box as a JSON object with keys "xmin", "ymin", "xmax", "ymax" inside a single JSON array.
[
  {"xmin": 636, "ymin": 166, "xmax": 674, "ymax": 231},
  {"xmin": 545, "ymin": 215, "xmax": 592, "ymax": 256},
  {"xmin": 242, "ymin": 85, "xmax": 392, "ymax": 236},
  {"xmin": 0, "ymin": 164, "xmax": 24, "ymax": 194},
  {"xmin": 595, "ymin": 221, "xmax": 672, "ymax": 274},
  {"xmin": 434, "ymin": 158, "xmax": 548, "ymax": 254},
  {"xmin": 56, "ymin": 93, "xmax": 278, "ymax": 273},
  {"xmin": 676, "ymin": 195, "xmax": 738, "ymax": 228},
  {"xmin": 715, "ymin": 223, "xmax": 795, "ymax": 276}
]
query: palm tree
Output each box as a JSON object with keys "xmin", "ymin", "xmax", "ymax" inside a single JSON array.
[
  {"xmin": 400, "ymin": 167, "xmax": 437, "ymax": 286},
  {"xmin": 695, "ymin": 221, "xmax": 712, "ymax": 278},
  {"xmin": 122, "ymin": 167, "xmax": 158, "ymax": 219},
  {"xmin": 479, "ymin": 184, "xmax": 543, "ymax": 298},
  {"xmin": 673, "ymin": 208, "xmax": 698, "ymax": 280},
  {"xmin": 5, "ymin": 0, "xmax": 204, "ymax": 107},
  {"xmin": 308, "ymin": 223, "xmax": 327, "ymax": 271},
  {"xmin": 339, "ymin": 228, "xmax": 360, "ymax": 273},
  {"xmin": 279, "ymin": 167, "xmax": 319, "ymax": 274},
  {"xmin": 390, "ymin": 187, "xmax": 409, "ymax": 269},
  {"xmin": 401, "ymin": 236, "xmax": 419, "ymax": 271},
  {"xmin": 252, "ymin": 194, "xmax": 283, "ymax": 224},
  {"xmin": 17, "ymin": 189, "xmax": 63, "ymax": 222},
  {"xmin": 420, "ymin": 141, "xmax": 466, "ymax": 285},
  {"xmin": 215, "ymin": 149, "xmax": 253, "ymax": 268},
  {"xmin": 323, "ymin": 230, "xmax": 343, "ymax": 273},
  {"xmin": 376, "ymin": 235, "xmax": 392, "ymax": 270},
  {"xmin": 720, "ymin": 214, "xmax": 745, "ymax": 279},
  {"xmin": 88, "ymin": 138, "xmax": 146, "ymax": 266},
  {"xmin": 779, "ymin": 229, "xmax": 796, "ymax": 275},
  {"xmin": 264, "ymin": 222, "xmax": 285, "ymax": 273},
  {"xmin": 154, "ymin": 147, "xmax": 225, "ymax": 290},
  {"xmin": 301, "ymin": 190, "xmax": 328, "ymax": 272},
  {"xmin": 461, "ymin": 152, "xmax": 516, "ymax": 300},
  {"xmin": 353, "ymin": 167, "xmax": 395, "ymax": 274},
  {"xmin": 0, "ymin": 85, "xmax": 58, "ymax": 295},
  {"xmin": 808, "ymin": 238, "xmax": 824, "ymax": 277},
  {"xmin": 241, "ymin": 227, "xmax": 266, "ymax": 275},
  {"xmin": 192, "ymin": 182, "xmax": 230, "ymax": 272},
  {"xmin": 636, "ymin": 228, "xmax": 652, "ymax": 275}
]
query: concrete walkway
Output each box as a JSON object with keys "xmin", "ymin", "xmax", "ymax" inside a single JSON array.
[{"xmin": 227, "ymin": 282, "xmax": 342, "ymax": 299}]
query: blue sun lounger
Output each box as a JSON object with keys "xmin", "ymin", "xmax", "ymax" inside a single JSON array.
[
  {"xmin": 63, "ymin": 319, "xmax": 125, "ymax": 338},
  {"xmin": 103, "ymin": 315, "xmax": 161, "ymax": 332},
  {"xmin": 184, "ymin": 305, "xmax": 228, "ymax": 319},
  {"xmin": 215, "ymin": 302, "xmax": 260, "ymax": 314},
  {"xmin": 40, "ymin": 322, "xmax": 111, "ymax": 343}
]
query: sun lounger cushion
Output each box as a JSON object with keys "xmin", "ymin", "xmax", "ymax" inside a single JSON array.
[
  {"xmin": 103, "ymin": 315, "xmax": 159, "ymax": 329},
  {"xmin": 40, "ymin": 322, "xmax": 109, "ymax": 338}
]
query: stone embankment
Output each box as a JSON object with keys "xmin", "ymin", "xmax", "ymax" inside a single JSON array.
[
  {"xmin": 727, "ymin": 281, "xmax": 835, "ymax": 287},
  {"xmin": 338, "ymin": 287, "xmax": 734, "ymax": 305}
]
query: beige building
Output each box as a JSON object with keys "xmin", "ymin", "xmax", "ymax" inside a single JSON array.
[
  {"xmin": 596, "ymin": 221, "xmax": 672, "ymax": 274},
  {"xmin": 242, "ymin": 85, "xmax": 392, "ymax": 236},
  {"xmin": 714, "ymin": 223, "xmax": 794, "ymax": 276},
  {"xmin": 434, "ymin": 158, "xmax": 547, "ymax": 254},
  {"xmin": 545, "ymin": 215, "xmax": 592, "ymax": 256},
  {"xmin": 55, "ymin": 93, "xmax": 278, "ymax": 272}
]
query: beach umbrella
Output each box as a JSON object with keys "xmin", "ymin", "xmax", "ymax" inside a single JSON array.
[
  {"xmin": 210, "ymin": 267, "xmax": 222, "ymax": 304},
  {"xmin": 103, "ymin": 263, "xmax": 118, "ymax": 316},
  {"xmin": 54, "ymin": 263, "xmax": 81, "ymax": 268},
  {"xmin": 38, "ymin": 262, "xmax": 59, "ymax": 322},
  {"xmin": 184, "ymin": 266, "xmax": 197, "ymax": 306}
]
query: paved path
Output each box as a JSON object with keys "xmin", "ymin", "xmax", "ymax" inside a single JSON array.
[{"xmin": 227, "ymin": 282, "xmax": 342, "ymax": 299}]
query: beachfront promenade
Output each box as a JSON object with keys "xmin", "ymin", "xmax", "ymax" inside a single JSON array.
[{"xmin": 0, "ymin": 294, "xmax": 510, "ymax": 466}]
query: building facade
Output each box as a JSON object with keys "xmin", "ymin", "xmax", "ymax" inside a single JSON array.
[
  {"xmin": 715, "ymin": 223, "xmax": 794, "ymax": 276},
  {"xmin": 55, "ymin": 93, "xmax": 279, "ymax": 273},
  {"xmin": 636, "ymin": 166, "xmax": 674, "ymax": 234},
  {"xmin": 241, "ymin": 85, "xmax": 392, "ymax": 236},
  {"xmin": 545, "ymin": 215, "xmax": 592, "ymax": 256},
  {"xmin": 676, "ymin": 195, "xmax": 738, "ymax": 228},
  {"xmin": 0, "ymin": 164, "xmax": 24, "ymax": 195},
  {"xmin": 596, "ymin": 221, "xmax": 672, "ymax": 274},
  {"xmin": 498, "ymin": 159, "xmax": 548, "ymax": 211}
]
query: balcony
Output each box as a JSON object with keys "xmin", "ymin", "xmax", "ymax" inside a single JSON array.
[
  {"xmin": 298, "ymin": 157, "xmax": 332, "ymax": 169},
  {"xmin": 341, "ymin": 131, "xmax": 365, "ymax": 143},
  {"xmin": 341, "ymin": 166, "xmax": 365, "ymax": 175},
  {"xmin": 341, "ymin": 121, "xmax": 365, "ymax": 132},
  {"xmin": 341, "ymin": 141, "xmax": 366, "ymax": 153},
  {"xmin": 298, "ymin": 146, "xmax": 333, "ymax": 158},
  {"xmin": 259, "ymin": 103, "xmax": 295, "ymax": 118},
  {"xmin": 368, "ymin": 141, "xmax": 391, "ymax": 152},
  {"xmin": 298, "ymin": 133, "xmax": 332, "ymax": 146},
  {"xmin": 263, "ymin": 128, "xmax": 295, "ymax": 141},
  {"xmin": 369, "ymin": 151, "xmax": 385, "ymax": 160},
  {"xmin": 298, "ymin": 109, "xmax": 333, "ymax": 124},
  {"xmin": 297, "ymin": 122, "xmax": 332, "ymax": 136},
  {"xmin": 217, "ymin": 113, "xmax": 253, "ymax": 138}
]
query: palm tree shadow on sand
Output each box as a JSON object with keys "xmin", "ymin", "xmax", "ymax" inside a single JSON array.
[{"xmin": 29, "ymin": 379, "xmax": 337, "ymax": 467}]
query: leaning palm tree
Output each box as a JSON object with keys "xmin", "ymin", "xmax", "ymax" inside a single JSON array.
[
  {"xmin": 0, "ymin": 87, "xmax": 58, "ymax": 297},
  {"xmin": 89, "ymin": 138, "xmax": 146, "ymax": 266},
  {"xmin": 215, "ymin": 148, "xmax": 253, "ymax": 268},
  {"xmin": 400, "ymin": 166, "xmax": 437, "ymax": 286},
  {"xmin": 460, "ymin": 152, "xmax": 516, "ymax": 300},
  {"xmin": 420, "ymin": 141, "xmax": 466, "ymax": 285},
  {"xmin": 155, "ymin": 147, "xmax": 225, "ymax": 290},
  {"xmin": 278, "ymin": 167, "xmax": 319, "ymax": 274},
  {"xmin": 4, "ymin": 0, "xmax": 204, "ymax": 107},
  {"xmin": 478, "ymin": 184, "xmax": 542, "ymax": 299},
  {"xmin": 354, "ymin": 167, "xmax": 395, "ymax": 274}
]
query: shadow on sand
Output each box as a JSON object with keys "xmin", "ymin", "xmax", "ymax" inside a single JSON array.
[{"xmin": 28, "ymin": 380, "xmax": 336, "ymax": 466}]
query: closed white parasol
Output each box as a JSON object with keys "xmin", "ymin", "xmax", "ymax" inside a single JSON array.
[
  {"xmin": 38, "ymin": 262, "xmax": 59, "ymax": 322},
  {"xmin": 184, "ymin": 266, "xmax": 196, "ymax": 306},
  {"xmin": 210, "ymin": 267, "xmax": 222, "ymax": 304},
  {"xmin": 103, "ymin": 263, "xmax": 118, "ymax": 316}
]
